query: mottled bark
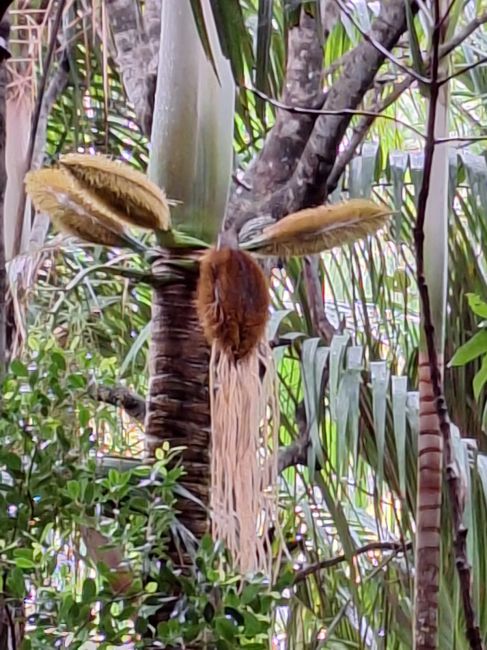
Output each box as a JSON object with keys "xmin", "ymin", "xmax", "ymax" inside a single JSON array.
[
  {"xmin": 226, "ymin": 10, "xmax": 328, "ymax": 219},
  {"xmin": 224, "ymin": 9, "xmax": 332, "ymax": 235},
  {"xmin": 106, "ymin": 0, "xmax": 160, "ymax": 137},
  {"xmin": 274, "ymin": 0, "xmax": 409, "ymax": 215},
  {"xmin": 225, "ymin": 0, "xmax": 412, "ymax": 235},
  {"xmin": 144, "ymin": 257, "xmax": 210, "ymax": 539},
  {"xmin": 91, "ymin": 383, "xmax": 146, "ymax": 422}
]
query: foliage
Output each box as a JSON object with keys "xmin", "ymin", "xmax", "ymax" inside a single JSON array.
[
  {"xmin": 0, "ymin": 347, "xmax": 276, "ymax": 649},
  {"xmin": 449, "ymin": 293, "xmax": 487, "ymax": 427},
  {"xmin": 6, "ymin": 0, "xmax": 487, "ymax": 647}
]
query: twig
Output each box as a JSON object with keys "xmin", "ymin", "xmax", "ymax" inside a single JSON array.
[
  {"xmin": 331, "ymin": 0, "xmax": 430, "ymax": 84},
  {"xmin": 439, "ymin": 11, "xmax": 487, "ymax": 58},
  {"xmin": 435, "ymin": 135, "xmax": 487, "ymax": 143},
  {"xmin": 413, "ymin": 2, "xmax": 483, "ymax": 647},
  {"xmin": 439, "ymin": 54, "xmax": 487, "ymax": 85},
  {"xmin": 326, "ymin": 76, "xmax": 414, "ymax": 194},
  {"xmin": 294, "ymin": 539, "xmax": 413, "ymax": 583},
  {"xmin": 278, "ymin": 402, "xmax": 310, "ymax": 473},
  {"xmin": 243, "ymin": 84, "xmax": 425, "ymax": 139},
  {"xmin": 316, "ymin": 545, "xmax": 406, "ymax": 647}
]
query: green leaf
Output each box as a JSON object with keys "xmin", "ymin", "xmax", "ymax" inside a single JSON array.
[
  {"xmin": 10, "ymin": 360, "xmax": 29, "ymax": 377},
  {"xmin": 215, "ymin": 615, "xmax": 238, "ymax": 641},
  {"xmin": 51, "ymin": 351, "xmax": 67, "ymax": 371},
  {"xmin": 473, "ymin": 355, "xmax": 487, "ymax": 401},
  {"xmin": 242, "ymin": 610, "xmax": 266, "ymax": 636},
  {"xmin": 13, "ymin": 549, "xmax": 36, "ymax": 569},
  {"xmin": 7, "ymin": 567, "xmax": 25, "ymax": 598},
  {"xmin": 255, "ymin": 0, "xmax": 274, "ymax": 119},
  {"xmin": 66, "ymin": 480, "xmax": 80, "ymax": 500},
  {"xmin": 449, "ymin": 331, "xmax": 487, "ymax": 366},
  {"xmin": 241, "ymin": 582, "xmax": 263, "ymax": 605},
  {"xmin": 82, "ymin": 577, "xmax": 97, "ymax": 603},
  {"xmin": 188, "ymin": 0, "xmax": 220, "ymax": 80},
  {"xmin": 467, "ymin": 293, "xmax": 487, "ymax": 319}
]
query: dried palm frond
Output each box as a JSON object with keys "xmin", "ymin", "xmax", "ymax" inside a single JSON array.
[
  {"xmin": 241, "ymin": 199, "xmax": 393, "ymax": 257},
  {"xmin": 59, "ymin": 153, "xmax": 171, "ymax": 231},
  {"xmin": 196, "ymin": 247, "xmax": 279, "ymax": 574},
  {"xmin": 24, "ymin": 167, "xmax": 139, "ymax": 249}
]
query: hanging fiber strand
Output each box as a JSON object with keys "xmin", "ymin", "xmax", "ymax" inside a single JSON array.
[
  {"xmin": 209, "ymin": 340, "xmax": 279, "ymax": 575},
  {"xmin": 197, "ymin": 248, "xmax": 279, "ymax": 574}
]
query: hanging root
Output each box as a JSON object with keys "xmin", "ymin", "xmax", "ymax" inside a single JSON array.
[{"xmin": 209, "ymin": 339, "xmax": 279, "ymax": 575}]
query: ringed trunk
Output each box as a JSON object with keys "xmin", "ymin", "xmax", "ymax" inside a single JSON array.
[
  {"xmin": 414, "ymin": 351, "xmax": 443, "ymax": 650},
  {"xmin": 144, "ymin": 255, "xmax": 210, "ymax": 541}
]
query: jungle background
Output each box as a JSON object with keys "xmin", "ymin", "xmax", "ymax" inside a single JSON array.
[{"xmin": 0, "ymin": 0, "xmax": 487, "ymax": 648}]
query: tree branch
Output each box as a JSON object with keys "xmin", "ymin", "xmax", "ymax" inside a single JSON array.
[
  {"xmin": 90, "ymin": 384, "xmax": 146, "ymax": 423},
  {"xmin": 294, "ymin": 539, "xmax": 413, "ymax": 583},
  {"xmin": 227, "ymin": 0, "xmax": 413, "ymax": 235},
  {"xmin": 224, "ymin": 7, "xmax": 336, "ymax": 236},
  {"xmin": 326, "ymin": 75, "xmax": 413, "ymax": 194},
  {"xmin": 439, "ymin": 11, "xmax": 487, "ymax": 59},
  {"xmin": 278, "ymin": 401, "xmax": 310, "ymax": 473},
  {"xmin": 105, "ymin": 0, "xmax": 160, "ymax": 137}
]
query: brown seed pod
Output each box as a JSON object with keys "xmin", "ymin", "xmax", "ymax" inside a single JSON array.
[
  {"xmin": 59, "ymin": 153, "xmax": 170, "ymax": 231},
  {"xmin": 25, "ymin": 167, "xmax": 131, "ymax": 247},
  {"xmin": 197, "ymin": 248, "xmax": 269, "ymax": 361},
  {"xmin": 243, "ymin": 199, "xmax": 392, "ymax": 257}
]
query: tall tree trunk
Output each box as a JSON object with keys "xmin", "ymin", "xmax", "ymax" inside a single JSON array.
[
  {"xmin": 144, "ymin": 257, "xmax": 210, "ymax": 542},
  {"xmin": 414, "ymin": 2, "xmax": 450, "ymax": 647}
]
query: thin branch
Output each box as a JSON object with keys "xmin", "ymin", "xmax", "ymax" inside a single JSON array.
[
  {"xmin": 302, "ymin": 256, "xmax": 338, "ymax": 343},
  {"xmin": 278, "ymin": 402, "xmax": 310, "ymax": 473},
  {"xmin": 243, "ymin": 85, "xmax": 425, "ymax": 139},
  {"xmin": 332, "ymin": 0, "xmax": 430, "ymax": 84},
  {"xmin": 435, "ymin": 135, "xmax": 487, "ymax": 143},
  {"xmin": 90, "ymin": 384, "xmax": 146, "ymax": 423},
  {"xmin": 439, "ymin": 11, "xmax": 487, "ymax": 59},
  {"xmin": 294, "ymin": 540, "xmax": 413, "ymax": 583},
  {"xmin": 326, "ymin": 75, "xmax": 414, "ymax": 194},
  {"xmin": 413, "ymin": 2, "xmax": 483, "ymax": 647},
  {"xmin": 439, "ymin": 54, "xmax": 487, "ymax": 85}
]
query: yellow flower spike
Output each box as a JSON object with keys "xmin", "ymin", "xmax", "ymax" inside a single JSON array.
[
  {"xmin": 25, "ymin": 167, "xmax": 138, "ymax": 249},
  {"xmin": 59, "ymin": 153, "xmax": 171, "ymax": 231},
  {"xmin": 242, "ymin": 199, "xmax": 393, "ymax": 257}
]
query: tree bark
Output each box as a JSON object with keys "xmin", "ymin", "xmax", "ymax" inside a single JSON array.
[
  {"xmin": 106, "ymin": 0, "xmax": 160, "ymax": 137},
  {"xmin": 225, "ymin": 0, "xmax": 413, "ymax": 234},
  {"xmin": 144, "ymin": 257, "xmax": 210, "ymax": 541},
  {"xmin": 414, "ymin": 352, "xmax": 443, "ymax": 650}
]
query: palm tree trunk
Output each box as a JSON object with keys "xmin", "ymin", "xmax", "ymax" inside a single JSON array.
[
  {"xmin": 144, "ymin": 256, "xmax": 210, "ymax": 541},
  {"xmin": 414, "ymin": 3, "xmax": 450, "ymax": 647},
  {"xmin": 414, "ymin": 352, "xmax": 443, "ymax": 650}
]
